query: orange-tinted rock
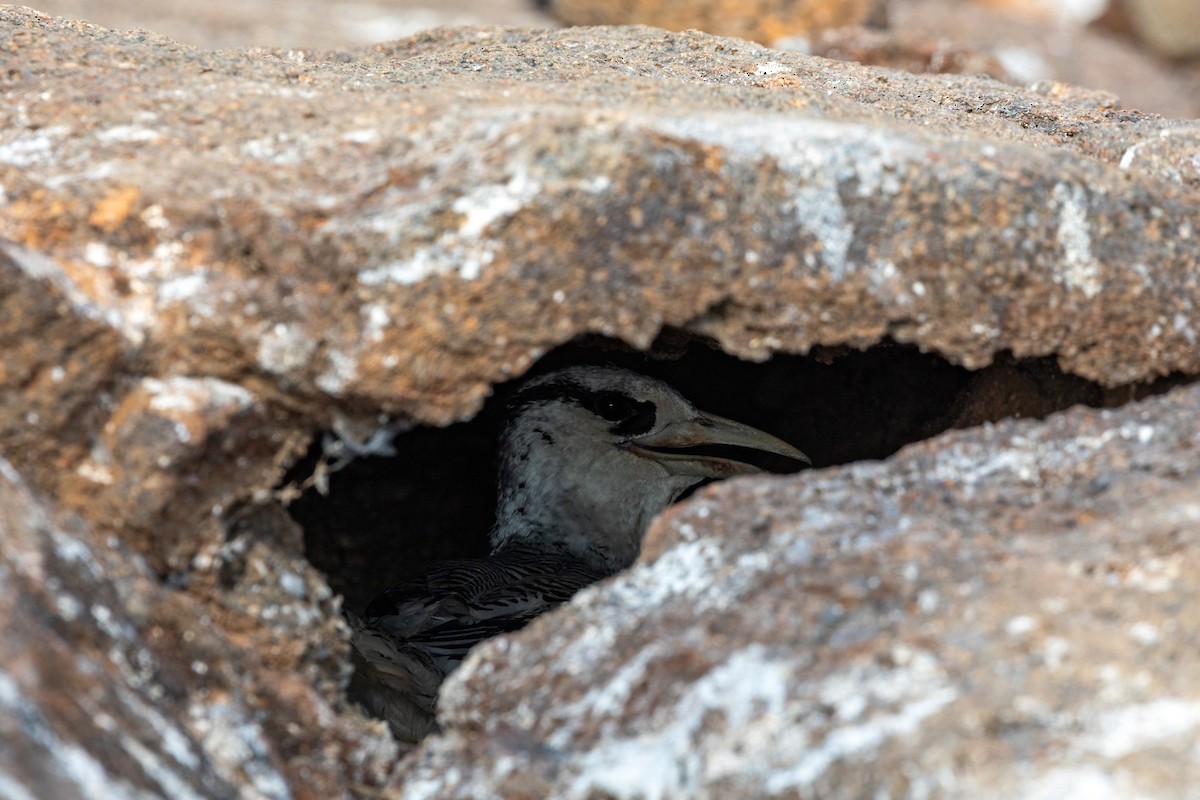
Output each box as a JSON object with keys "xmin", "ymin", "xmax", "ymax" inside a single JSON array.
[
  {"xmin": 2, "ymin": 8, "xmax": 1200, "ymax": 798},
  {"xmin": 890, "ymin": 0, "xmax": 1200, "ymax": 118},
  {"xmin": 544, "ymin": 0, "xmax": 887, "ymax": 43},
  {"xmin": 0, "ymin": 241, "xmax": 129, "ymax": 510},
  {"xmin": 787, "ymin": 25, "xmax": 1010, "ymax": 79},
  {"xmin": 425, "ymin": 383, "xmax": 1200, "ymax": 798},
  {"xmin": 0, "ymin": 462, "xmax": 397, "ymax": 799}
]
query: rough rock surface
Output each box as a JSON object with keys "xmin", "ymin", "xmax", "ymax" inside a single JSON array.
[
  {"xmin": 418, "ymin": 383, "xmax": 1200, "ymax": 798},
  {"xmin": 2, "ymin": 7, "xmax": 1200, "ymax": 799},
  {"xmin": 792, "ymin": 25, "xmax": 1010, "ymax": 81},
  {"xmin": 0, "ymin": 462, "xmax": 399, "ymax": 799},
  {"xmin": 544, "ymin": 0, "xmax": 888, "ymax": 43},
  {"xmin": 4, "ymin": 7, "xmax": 1200, "ymax": 574},
  {"xmin": 890, "ymin": 0, "xmax": 1200, "ymax": 119},
  {"xmin": 21, "ymin": 0, "xmax": 552, "ymax": 49}
]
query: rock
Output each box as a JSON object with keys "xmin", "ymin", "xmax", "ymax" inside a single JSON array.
[
  {"xmin": 23, "ymin": 0, "xmax": 554, "ymax": 49},
  {"xmin": 0, "ymin": 460, "xmax": 399, "ymax": 799},
  {"xmin": 973, "ymin": 0, "xmax": 1111, "ymax": 26},
  {"xmin": 780, "ymin": 25, "xmax": 1010, "ymax": 80},
  {"xmin": 1117, "ymin": 0, "xmax": 1200, "ymax": 57},
  {"xmin": 419, "ymin": 382, "xmax": 1200, "ymax": 799},
  {"xmin": 542, "ymin": 0, "xmax": 888, "ymax": 43},
  {"xmin": 2, "ymin": 8, "xmax": 1200, "ymax": 798},
  {"xmin": 889, "ymin": 0, "xmax": 1200, "ymax": 118},
  {"xmin": 0, "ymin": 238, "xmax": 309, "ymax": 574}
]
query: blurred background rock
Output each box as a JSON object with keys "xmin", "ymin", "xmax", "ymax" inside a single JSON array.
[{"xmin": 26, "ymin": 0, "xmax": 1199, "ymax": 120}]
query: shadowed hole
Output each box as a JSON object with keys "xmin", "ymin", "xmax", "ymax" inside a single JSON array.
[{"xmin": 285, "ymin": 330, "xmax": 1188, "ymax": 613}]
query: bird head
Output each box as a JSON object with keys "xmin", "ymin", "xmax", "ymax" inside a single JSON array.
[{"xmin": 491, "ymin": 365, "xmax": 809, "ymax": 572}]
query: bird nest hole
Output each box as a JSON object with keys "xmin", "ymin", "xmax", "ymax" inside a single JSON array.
[{"xmin": 286, "ymin": 332, "xmax": 1182, "ymax": 614}]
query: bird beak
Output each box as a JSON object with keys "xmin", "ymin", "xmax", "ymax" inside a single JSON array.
[{"xmin": 626, "ymin": 411, "xmax": 811, "ymax": 478}]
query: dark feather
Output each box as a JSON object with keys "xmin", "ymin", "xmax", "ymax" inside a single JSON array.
[{"xmin": 348, "ymin": 544, "xmax": 609, "ymax": 741}]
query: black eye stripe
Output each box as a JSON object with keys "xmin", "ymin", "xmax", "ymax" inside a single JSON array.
[
  {"xmin": 507, "ymin": 377, "xmax": 595, "ymax": 414},
  {"xmin": 608, "ymin": 399, "xmax": 656, "ymax": 436},
  {"xmin": 591, "ymin": 392, "xmax": 634, "ymax": 421}
]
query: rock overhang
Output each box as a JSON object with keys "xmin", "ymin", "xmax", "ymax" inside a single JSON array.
[
  {"xmin": 4, "ymin": 15, "xmax": 1199, "ymax": 423},
  {"xmin": 3, "ymin": 8, "xmax": 1200, "ymax": 797}
]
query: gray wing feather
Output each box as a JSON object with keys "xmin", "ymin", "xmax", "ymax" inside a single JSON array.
[{"xmin": 347, "ymin": 546, "xmax": 608, "ymax": 742}]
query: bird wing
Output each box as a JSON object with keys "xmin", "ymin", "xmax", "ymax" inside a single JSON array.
[{"xmin": 348, "ymin": 547, "xmax": 608, "ymax": 742}]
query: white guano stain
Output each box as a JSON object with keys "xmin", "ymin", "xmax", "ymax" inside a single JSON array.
[
  {"xmin": 144, "ymin": 376, "xmax": 254, "ymax": 415},
  {"xmin": 116, "ymin": 736, "xmax": 206, "ymax": 800},
  {"xmin": 358, "ymin": 249, "xmax": 444, "ymax": 286},
  {"xmin": 140, "ymin": 204, "xmax": 170, "ymax": 230},
  {"xmin": 1053, "ymin": 182, "xmax": 1102, "ymax": 299},
  {"xmin": 187, "ymin": 700, "xmax": 293, "ymax": 800},
  {"xmin": 794, "ymin": 177, "xmax": 853, "ymax": 277},
  {"xmin": 576, "ymin": 538, "xmax": 724, "ymax": 613},
  {"xmin": 926, "ymin": 446, "xmax": 1042, "ymax": 499},
  {"xmin": 565, "ymin": 646, "xmax": 956, "ymax": 799},
  {"xmin": 546, "ymin": 644, "xmax": 668, "ymax": 750},
  {"xmin": 1011, "ymin": 766, "xmax": 1124, "ymax": 800},
  {"xmin": 0, "ymin": 125, "xmax": 69, "ymax": 167},
  {"xmin": 1, "ymin": 240, "xmax": 105, "ymax": 322},
  {"xmin": 1082, "ymin": 699, "xmax": 1200, "ymax": 759},
  {"xmin": 315, "ymin": 350, "xmax": 358, "ymax": 395},
  {"xmin": 1001, "ymin": 699, "xmax": 1200, "ymax": 799},
  {"xmin": 1005, "ymin": 615, "xmax": 1038, "ymax": 637},
  {"xmin": 645, "ymin": 115, "xmax": 918, "ymax": 282},
  {"xmin": 754, "ymin": 61, "xmax": 790, "ymax": 76},
  {"xmin": 240, "ymin": 134, "xmax": 303, "ymax": 165},
  {"xmin": 339, "ymin": 128, "xmax": 380, "ymax": 144},
  {"xmin": 256, "ymin": 323, "xmax": 318, "ymax": 376},
  {"xmin": 358, "ymin": 169, "xmax": 541, "ymax": 286},
  {"xmin": 0, "ymin": 671, "xmax": 155, "ymax": 800},
  {"xmin": 567, "ymin": 646, "xmax": 792, "ymax": 800},
  {"xmin": 49, "ymin": 530, "xmax": 102, "ymax": 578},
  {"xmin": 767, "ymin": 685, "xmax": 956, "ymax": 792},
  {"xmin": 97, "ymin": 125, "xmax": 162, "ymax": 144},
  {"xmin": 156, "ymin": 273, "xmax": 209, "ymax": 303},
  {"xmin": 85, "ymin": 242, "xmax": 115, "ymax": 267},
  {"xmin": 1128, "ymin": 622, "xmax": 1159, "ymax": 646},
  {"xmin": 77, "ymin": 460, "xmax": 116, "ymax": 485},
  {"xmin": 363, "ymin": 303, "xmax": 391, "ymax": 342},
  {"xmin": 2, "ymin": 232, "xmax": 196, "ymax": 347},
  {"xmin": 0, "ymin": 771, "xmax": 40, "ymax": 800},
  {"xmin": 454, "ymin": 170, "xmax": 538, "ymax": 238}
]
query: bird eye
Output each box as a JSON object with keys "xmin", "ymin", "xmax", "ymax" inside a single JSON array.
[{"xmin": 593, "ymin": 392, "xmax": 634, "ymax": 422}]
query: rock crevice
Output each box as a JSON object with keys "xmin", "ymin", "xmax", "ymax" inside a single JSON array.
[{"xmin": 2, "ymin": 9, "xmax": 1200, "ymax": 798}]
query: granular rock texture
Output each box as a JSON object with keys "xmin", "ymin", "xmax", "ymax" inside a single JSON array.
[
  {"xmin": 543, "ymin": 0, "xmax": 888, "ymax": 43},
  {"xmin": 420, "ymin": 383, "xmax": 1200, "ymax": 798},
  {"xmin": 2, "ymin": 8, "xmax": 1200, "ymax": 798},
  {"xmin": 795, "ymin": 25, "xmax": 1010, "ymax": 80},
  {"xmin": 0, "ymin": 462, "xmax": 399, "ymax": 799},
  {"xmin": 5, "ymin": 7, "xmax": 1199, "ymax": 575},
  {"xmin": 23, "ymin": 0, "xmax": 551, "ymax": 49},
  {"xmin": 889, "ymin": 0, "xmax": 1200, "ymax": 119}
]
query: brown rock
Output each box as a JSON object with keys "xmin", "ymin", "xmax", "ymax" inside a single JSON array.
[
  {"xmin": 544, "ymin": 0, "xmax": 888, "ymax": 43},
  {"xmin": 890, "ymin": 0, "xmax": 1200, "ymax": 118},
  {"xmin": 1, "ymin": 8, "xmax": 1200, "ymax": 798},
  {"xmin": 0, "ymin": 241, "xmax": 129, "ymax": 512},
  {"xmin": 26, "ymin": 0, "xmax": 554, "ymax": 49},
  {"xmin": 0, "ymin": 462, "xmax": 398, "ymax": 799},
  {"xmin": 787, "ymin": 25, "xmax": 1011, "ymax": 80},
  {"xmin": 1119, "ymin": 0, "xmax": 1200, "ymax": 57},
  {"xmin": 422, "ymin": 383, "xmax": 1200, "ymax": 798}
]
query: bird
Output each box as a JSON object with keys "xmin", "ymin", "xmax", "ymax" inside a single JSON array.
[{"xmin": 347, "ymin": 365, "xmax": 810, "ymax": 742}]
